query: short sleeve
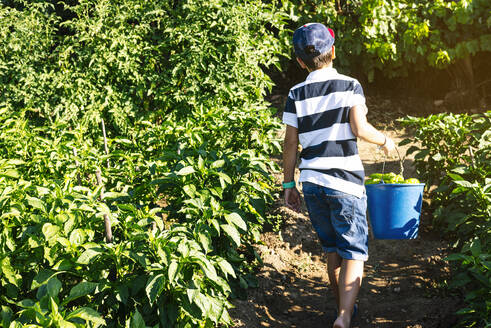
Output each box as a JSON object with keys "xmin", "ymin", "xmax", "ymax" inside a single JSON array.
[
  {"xmin": 349, "ymin": 80, "xmax": 366, "ymax": 110},
  {"xmin": 282, "ymin": 92, "xmax": 298, "ymax": 128}
]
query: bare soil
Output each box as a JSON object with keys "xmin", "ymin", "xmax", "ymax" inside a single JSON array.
[{"xmin": 230, "ymin": 97, "xmax": 462, "ymax": 328}]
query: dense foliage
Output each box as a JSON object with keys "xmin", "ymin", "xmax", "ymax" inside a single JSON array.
[
  {"xmin": 1, "ymin": 0, "xmax": 489, "ymax": 327},
  {"xmin": 0, "ymin": 0, "xmax": 286, "ymax": 133},
  {"xmin": 400, "ymin": 112, "xmax": 491, "ymax": 327},
  {"xmin": 281, "ymin": 0, "xmax": 490, "ymax": 83},
  {"xmin": 0, "ymin": 0, "xmax": 286, "ymax": 327},
  {"xmin": 0, "ymin": 108, "xmax": 282, "ymax": 327}
]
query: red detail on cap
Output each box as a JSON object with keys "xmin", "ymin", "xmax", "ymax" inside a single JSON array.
[{"xmin": 328, "ymin": 28, "xmax": 335, "ymax": 38}]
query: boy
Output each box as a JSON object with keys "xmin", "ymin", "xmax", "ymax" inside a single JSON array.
[{"xmin": 282, "ymin": 23, "xmax": 395, "ymax": 328}]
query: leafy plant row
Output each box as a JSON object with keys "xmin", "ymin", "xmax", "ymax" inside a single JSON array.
[
  {"xmin": 399, "ymin": 111, "xmax": 490, "ymax": 327},
  {"xmin": 0, "ymin": 102, "xmax": 280, "ymax": 327},
  {"xmin": 0, "ymin": 0, "xmax": 287, "ymax": 326}
]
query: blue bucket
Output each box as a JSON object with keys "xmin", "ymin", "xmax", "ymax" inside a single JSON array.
[{"xmin": 365, "ymin": 183, "xmax": 425, "ymax": 239}]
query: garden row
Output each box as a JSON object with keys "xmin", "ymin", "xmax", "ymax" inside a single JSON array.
[
  {"xmin": 0, "ymin": 110, "xmax": 279, "ymax": 327},
  {"xmin": 0, "ymin": 1, "xmax": 287, "ymax": 327},
  {"xmin": 400, "ymin": 112, "xmax": 490, "ymax": 327}
]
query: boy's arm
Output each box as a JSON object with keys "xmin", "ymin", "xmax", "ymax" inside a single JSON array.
[
  {"xmin": 349, "ymin": 104, "xmax": 395, "ymax": 155},
  {"xmin": 283, "ymin": 125, "xmax": 301, "ymax": 212}
]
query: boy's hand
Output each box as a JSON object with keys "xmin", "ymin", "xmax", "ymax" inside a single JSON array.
[
  {"xmin": 284, "ymin": 187, "xmax": 301, "ymax": 212},
  {"xmin": 381, "ymin": 137, "xmax": 396, "ymax": 155}
]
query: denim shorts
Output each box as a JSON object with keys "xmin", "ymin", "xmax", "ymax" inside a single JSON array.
[{"xmin": 302, "ymin": 182, "xmax": 368, "ymax": 261}]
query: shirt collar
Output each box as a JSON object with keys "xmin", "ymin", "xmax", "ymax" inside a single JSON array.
[{"xmin": 306, "ymin": 67, "xmax": 337, "ymax": 81}]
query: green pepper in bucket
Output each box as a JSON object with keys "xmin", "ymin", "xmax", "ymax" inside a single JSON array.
[{"xmin": 365, "ymin": 148, "xmax": 425, "ymax": 239}]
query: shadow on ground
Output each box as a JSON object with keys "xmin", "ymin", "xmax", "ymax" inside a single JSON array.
[{"xmin": 230, "ymin": 206, "xmax": 461, "ymax": 328}]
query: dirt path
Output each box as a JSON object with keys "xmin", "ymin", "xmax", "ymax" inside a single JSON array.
[{"xmin": 230, "ymin": 105, "xmax": 462, "ymax": 328}]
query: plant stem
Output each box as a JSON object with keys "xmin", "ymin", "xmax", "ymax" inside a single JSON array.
[
  {"xmin": 72, "ymin": 147, "xmax": 82, "ymax": 185},
  {"xmin": 101, "ymin": 118, "xmax": 109, "ymax": 168},
  {"xmin": 96, "ymin": 167, "xmax": 113, "ymax": 243}
]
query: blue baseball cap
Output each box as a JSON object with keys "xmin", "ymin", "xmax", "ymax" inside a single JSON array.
[{"xmin": 293, "ymin": 23, "xmax": 335, "ymax": 60}]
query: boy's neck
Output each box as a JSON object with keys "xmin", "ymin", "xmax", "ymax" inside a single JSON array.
[{"xmin": 308, "ymin": 62, "xmax": 333, "ymax": 73}]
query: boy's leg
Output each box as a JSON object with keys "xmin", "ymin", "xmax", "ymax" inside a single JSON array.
[
  {"xmin": 329, "ymin": 191, "xmax": 367, "ymax": 328},
  {"xmin": 333, "ymin": 259, "xmax": 364, "ymax": 328},
  {"xmin": 327, "ymin": 252, "xmax": 342, "ymax": 309}
]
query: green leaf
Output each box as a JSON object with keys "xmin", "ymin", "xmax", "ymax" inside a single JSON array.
[
  {"xmin": 145, "ymin": 274, "xmax": 165, "ymax": 305},
  {"xmin": 69, "ymin": 229, "xmax": 86, "ymax": 246},
  {"xmin": 239, "ymin": 276, "xmax": 248, "ymax": 289},
  {"xmin": 58, "ymin": 319, "xmax": 77, "ymax": 328},
  {"xmin": 183, "ymin": 185, "xmax": 196, "ymax": 198},
  {"xmin": 447, "ymin": 173, "xmax": 463, "ymax": 181},
  {"xmin": 116, "ymin": 285, "xmax": 129, "ymax": 305},
  {"xmin": 207, "ymin": 296, "xmax": 226, "ymax": 324},
  {"xmin": 398, "ymin": 138, "xmax": 412, "ymax": 146},
  {"xmin": 225, "ymin": 212, "xmax": 247, "ymax": 231},
  {"xmin": 197, "ymin": 156, "xmax": 205, "ymax": 172},
  {"xmin": 406, "ymin": 145, "xmax": 420, "ymax": 155},
  {"xmin": 194, "ymin": 257, "xmax": 218, "ymax": 282},
  {"xmin": 0, "ymin": 169, "xmax": 19, "ymax": 179},
  {"xmin": 454, "ymin": 180, "xmax": 474, "ymax": 188},
  {"xmin": 220, "ymin": 224, "xmax": 241, "ymax": 247},
  {"xmin": 130, "ymin": 251, "xmax": 148, "ymax": 269},
  {"xmin": 114, "ymin": 138, "xmax": 132, "ymax": 144},
  {"xmin": 469, "ymin": 270, "xmax": 490, "ymax": 287},
  {"xmin": 50, "ymin": 297, "xmax": 59, "ymax": 316},
  {"xmin": 1, "ymin": 306, "xmax": 12, "ymax": 327},
  {"xmin": 186, "ymin": 287, "xmax": 200, "ymax": 304},
  {"xmin": 47, "ymin": 277, "xmax": 62, "ymax": 297},
  {"xmin": 77, "ymin": 247, "xmax": 104, "ymax": 265},
  {"xmin": 42, "ymin": 223, "xmax": 60, "ymax": 241},
  {"xmin": 431, "ymin": 153, "xmax": 443, "ymax": 161},
  {"xmin": 209, "ymin": 219, "xmax": 220, "ymax": 234},
  {"xmin": 1, "ymin": 257, "xmax": 21, "ymax": 287},
  {"xmin": 217, "ymin": 172, "xmax": 232, "ymax": 185},
  {"xmin": 129, "ymin": 309, "xmax": 146, "ymax": 328},
  {"xmin": 470, "ymin": 239, "xmax": 481, "ymax": 257},
  {"xmin": 102, "ymin": 191, "xmax": 129, "ymax": 200},
  {"xmin": 16, "ymin": 299, "xmax": 35, "ymax": 308},
  {"xmin": 31, "ymin": 269, "xmax": 56, "ymax": 290},
  {"xmin": 451, "ymin": 166, "xmax": 468, "ymax": 174},
  {"xmin": 198, "ymin": 232, "xmax": 212, "ymax": 254},
  {"xmin": 176, "ymin": 166, "xmax": 195, "ymax": 176},
  {"xmin": 66, "ymin": 307, "xmax": 105, "ymax": 326},
  {"xmin": 168, "ymin": 261, "xmax": 179, "ymax": 284},
  {"xmin": 193, "ymin": 293, "xmax": 210, "ymax": 317},
  {"xmin": 26, "ymin": 196, "xmax": 46, "ymax": 212},
  {"xmin": 455, "ymin": 307, "xmax": 475, "ymax": 315},
  {"xmin": 35, "ymin": 186, "xmax": 51, "ymax": 196},
  {"xmin": 210, "ymin": 160, "xmax": 225, "ymax": 168},
  {"xmin": 6, "ymin": 159, "xmax": 25, "ymax": 166},
  {"xmin": 414, "ymin": 149, "xmax": 430, "ymax": 160},
  {"xmin": 217, "ymin": 259, "xmax": 236, "ymax": 279},
  {"xmin": 444, "ymin": 253, "xmax": 471, "ymax": 262},
  {"xmin": 64, "ymin": 282, "xmax": 98, "ymax": 304},
  {"xmin": 53, "ymin": 259, "xmax": 73, "ymax": 271}
]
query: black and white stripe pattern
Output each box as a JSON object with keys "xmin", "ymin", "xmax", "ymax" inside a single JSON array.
[{"xmin": 282, "ymin": 68, "xmax": 366, "ymax": 197}]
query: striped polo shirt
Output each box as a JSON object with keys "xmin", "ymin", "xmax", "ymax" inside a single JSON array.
[{"xmin": 282, "ymin": 67, "xmax": 366, "ymax": 197}]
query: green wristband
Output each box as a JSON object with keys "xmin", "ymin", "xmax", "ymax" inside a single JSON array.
[{"xmin": 282, "ymin": 181, "xmax": 296, "ymax": 189}]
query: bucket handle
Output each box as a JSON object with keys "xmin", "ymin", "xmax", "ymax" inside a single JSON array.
[{"xmin": 381, "ymin": 147, "xmax": 404, "ymax": 182}]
